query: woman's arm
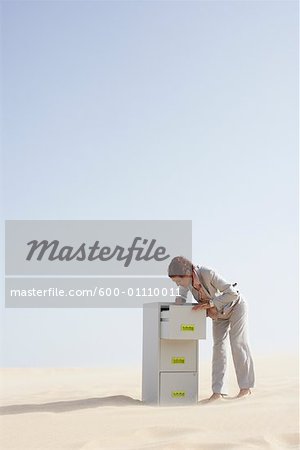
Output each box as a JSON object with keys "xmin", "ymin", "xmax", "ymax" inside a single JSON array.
[
  {"xmin": 191, "ymin": 302, "xmax": 218, "ymax": 319},
  {"xmin": 209, "ymin": 268, "xmax": 239, "ymax": 315}
]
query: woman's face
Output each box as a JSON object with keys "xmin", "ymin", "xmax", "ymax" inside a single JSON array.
[{"xmin": 171, "ymin": 275, "xmax": 192, "ymax": 288}]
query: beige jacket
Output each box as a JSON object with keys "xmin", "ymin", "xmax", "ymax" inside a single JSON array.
[{"xmin": 177, "ymin": 265, "xmax": 241, "ymax": 319}]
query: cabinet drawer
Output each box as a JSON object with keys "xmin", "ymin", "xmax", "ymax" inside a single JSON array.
[
  {"xmin": 159, "ymin": 372, "xmax": 198, "ymax": 405},
  {"xmin": 160, "ymin": 305, "xmax": 206, "ymax": 340},
  {"xmin": 160, "ymin": 339, "xmax": 197, "ymax": 371}
]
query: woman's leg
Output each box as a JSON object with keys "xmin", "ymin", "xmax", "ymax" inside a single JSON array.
[
  {"xmin": 229, "ymin": 301, "xmax": 255, "ymax": 391},
  {"xmin": 212, "ymin": 318, "xmax": 230, "ymax": 394}
]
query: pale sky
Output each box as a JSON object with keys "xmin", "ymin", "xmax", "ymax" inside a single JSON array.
[{"xmin": 1, "ymin": 0, "xmax": 298, "ymax": 366}]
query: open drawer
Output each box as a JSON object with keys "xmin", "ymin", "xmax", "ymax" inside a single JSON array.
[{"xmin": 160, "ymin": 304, "xmax": 206, "ymax": 340}]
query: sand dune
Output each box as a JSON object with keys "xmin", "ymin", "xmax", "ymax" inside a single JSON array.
[{"xmin": 0, "ymin": 355, "xmax": 298, "ymax": 450}]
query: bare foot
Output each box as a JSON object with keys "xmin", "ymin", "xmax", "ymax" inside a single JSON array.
[
  {"xmin": 199, "ymin": 393, "xmax": 228, "ymax": 404},
  {"xmin": 207, "ymin": 393, "xmax": 227, "ymax": 401},
  {"xmin": 236, "ymin": 388, "xmax": 251, "ymax": 398}
]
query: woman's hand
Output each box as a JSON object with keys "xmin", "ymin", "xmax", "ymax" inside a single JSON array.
[
  {"xmin": 192, "ymin": 303, "xmax": 211, "ymax": 310},
  {"xmin": 192, "ymin": 303, "xmax": 219, "ymax": 320},
  {"xmin": 207, "ymin": 307, "xmax": 218, "ymax": 320}
]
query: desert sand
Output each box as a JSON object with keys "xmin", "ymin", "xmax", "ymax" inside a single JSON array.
[{"xmin": 0, "ymin": 355, "xmax": 299, "ymax": 450}]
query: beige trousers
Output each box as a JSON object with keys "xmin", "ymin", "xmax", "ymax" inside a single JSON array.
[{"xmin": 212, "ymin": 299, "xmax": 255, "ymax": 394}]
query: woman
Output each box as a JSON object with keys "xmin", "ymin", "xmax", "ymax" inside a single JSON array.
[{"xmin": 168, "ymin": 256, "xmax": 255, "ymax": 401}]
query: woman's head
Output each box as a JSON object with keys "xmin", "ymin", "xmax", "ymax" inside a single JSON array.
[{"xmin": 168, "ymin": 256, "xmax": 193, "ymax": 288}]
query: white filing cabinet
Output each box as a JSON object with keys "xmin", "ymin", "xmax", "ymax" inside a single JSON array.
[{"xmin": 142, "ymin": 302, "xmax": 206, "ymax": 406}]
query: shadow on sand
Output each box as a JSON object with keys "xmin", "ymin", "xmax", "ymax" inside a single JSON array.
[{"xmin": 0, "ymin": 395, "xmax": 142, "ymax": 415}]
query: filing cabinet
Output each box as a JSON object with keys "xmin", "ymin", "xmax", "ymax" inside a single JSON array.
[{"xmin": 142, "ymin": 302, "xmax": 206, "ymax": 406}]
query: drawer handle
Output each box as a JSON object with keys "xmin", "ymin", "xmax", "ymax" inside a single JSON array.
[
  {"xmin": 181, "ymin": 324, "xmax": 195, "ymax": 332},
  {"xmin": 171, "ymin": 391, "xmax": 186, "ymax": 398},
  {"xmin": 171, "ymin": 357, "xmax": 185, "ymax": 364}
]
